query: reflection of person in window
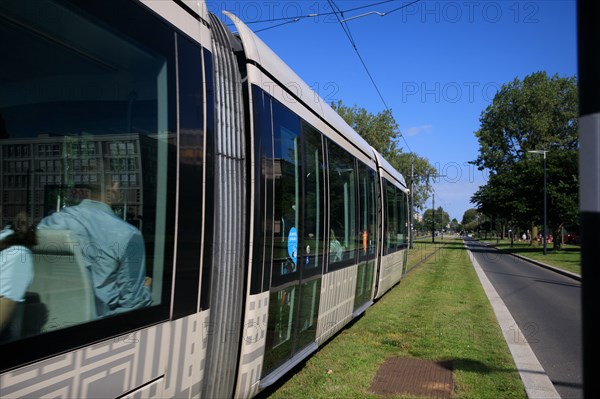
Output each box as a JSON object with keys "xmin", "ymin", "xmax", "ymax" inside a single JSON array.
[
  {"xmin": 283, "ymin": 258, "xmax": 296, "ymax": 274},
  {"xmin": 0, "ymin": 212, "xmax": 36, "ymax": 341},
  {"xmin": 329, "ymin": 229, "xmax": 343, "ymax": 263},
  {"xmin": 38, "ymin": 183, "xmax": 152, "ymax": 317}
]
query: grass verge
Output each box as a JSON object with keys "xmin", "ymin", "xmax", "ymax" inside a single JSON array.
[
  {"xmin": 481, "ymin": 239, "xmax": 581, "ymax": 275},
  {"xmin": 262, "ymin": 238, "xmax": 526, "ymax": 399}
]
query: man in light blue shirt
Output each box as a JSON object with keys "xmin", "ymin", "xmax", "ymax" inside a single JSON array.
[
  {"xmin": 0, "ymin": 220, "xmax": 35, "ymax": 340},
  {"xmin": 38, "ymin": 184, "xmax": 152, "ymax": 317}
]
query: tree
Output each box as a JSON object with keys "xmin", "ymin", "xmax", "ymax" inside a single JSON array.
[
  {"xmin": 461, "ymin": 208, "xmax": 479, "ymax": 228},
  {"xmin": 471, "ymin": 72, "xmax": 579, "ymax": 248},
  {"xmin": 332, "ymin": 101, "xmax": 437, "ymax": 211},
  {"xmin": 392, "ymin": 152, "xmax": 438, "ymax": 213},
  {"xmin": 423, "ymin": 207, "xmax": 449, "ymax": 234},
  {"xmin": 331, "ymin": 101, "xmax": 400, "ymax": 158},
  {"xmin": 450, "ymin": 218, "xmax": 460, "ymax": 233},
  {"xmin": 473, "ymin": 149, "xmax": 578, "ymax": 245},
  {"xmin": 473, "ymin": 71, "xmax": 577, "ymax": 173}
]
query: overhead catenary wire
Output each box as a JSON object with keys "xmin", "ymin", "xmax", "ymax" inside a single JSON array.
[
  {"xmin": 341, "ymin": 0, "xmax": 422, "ymax": 22},
  {"xmin": 326, "ymin": 0, "xmax": 417, "ymax": 154},
  {"xmin": 223, "ymin": 0, "xmax": 422, "ymax": 154},
  {"xmin": 327, "ymin": 0, "xmax": 389, "ymax": 108},
  {"xmin": 254, "ymin": 18, "xmax": 300, "ymax": 33},
  {"xmin": 228, "ymin": 0, "xmax": 398, "ymax": 26}
]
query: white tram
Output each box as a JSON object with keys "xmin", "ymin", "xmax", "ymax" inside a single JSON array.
[{"xmin": 0, "ymin": 1, "xmax": 409, "ymax": 397}]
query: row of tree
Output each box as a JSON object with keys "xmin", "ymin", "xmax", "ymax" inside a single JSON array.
[
  {"xmin": 331, "ymin": 71, "xmax": 579, "ymax": 249},
  {"xmin": 469, "ymin": 72, "xmax": 579, "ymax": 247}
]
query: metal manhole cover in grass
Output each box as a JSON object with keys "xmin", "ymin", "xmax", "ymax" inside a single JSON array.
[{"xmin": 370, "ymin": 357, "xmax": 453, "ymax": 398}]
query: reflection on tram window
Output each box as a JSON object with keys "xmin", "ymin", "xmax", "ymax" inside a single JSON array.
[
  {"xmin": 383, "ymin": 180, "xmax": 408, "ymax": 254},
  {"xmin": 327, "ymin": 140, "xmax": 357, "ymax": 269},
  {"xmin": 355, "ymin": 163, "xmax": 377, "ymax": 310},
  {"xmin": 272, "ymin": 101, "xmax": 301, "ymax": 279},
  {"xmin": 0, "ymin": 0, "xmax": 176, "ymax": 342},
  {"xmin": 301, "ymin": 122, "xmax": 325, "ymax": 273},
  {"xmin": 264, "ymin": 286, "xmax": 296, "ymax": 372}
]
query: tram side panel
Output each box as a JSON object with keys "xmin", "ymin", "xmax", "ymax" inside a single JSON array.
[
  {"xmin": 233, "ymin": 84, "xmax": 386, "ymax": 397},
  {"xmin": 375, "ymin": 174, "xmax": 409, "ymax": 299}
]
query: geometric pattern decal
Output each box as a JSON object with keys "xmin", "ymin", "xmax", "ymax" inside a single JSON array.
[
  {"xmin": 235, "ymin": 291, "xmax": 269, "ymax": 399},
  {"xmin": 377, "ymin": 250, "xmax": 405, "ymax": 299},
  {"xmin": 0, "ymin": 311, "xmax": 209, "ymax": 399},
  {"xmin": 316, "ymin": 265, "xmax": 358, "ymax": 345}
]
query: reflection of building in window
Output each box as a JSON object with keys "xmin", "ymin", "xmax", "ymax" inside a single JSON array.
[{"xmin": 0, "ymin": 134, "xmax": 162, "ymax": 229}]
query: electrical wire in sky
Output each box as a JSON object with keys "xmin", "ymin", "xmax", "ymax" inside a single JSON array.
[
  {"xmin": 235, "ymin": 0, "xmax": 398, "ymax": 25},
  {"xmin": 254, "ymin": 18, "xmax": 300, "ymax": 33},
  {"xmin": 327, "ymin": 0, "xmax": 419, "ymax": 154},
  {"xmin": 327, "ymin": 0, "xmax": 388, "ymax": 108},
  {"xmin": 223, "ymin": 0, "xmax": 423, "ymax": 154}
]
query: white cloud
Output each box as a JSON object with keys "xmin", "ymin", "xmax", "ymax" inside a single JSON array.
[{"xmin": 403, "ymin": 124, "xmax": 433, "ymax": 137}]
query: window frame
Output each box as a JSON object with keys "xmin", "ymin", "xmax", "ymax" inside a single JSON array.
[
  {"xmin": 381, "ymin": 178, "xmax": 409, "ymax": 256},
  {"xmin": 325, "ymin": 139, "xmax": 358, "ymax": 272},
  {"xmin": 0, "ymin": 0, "xmax": 198, "ymax": 372}
]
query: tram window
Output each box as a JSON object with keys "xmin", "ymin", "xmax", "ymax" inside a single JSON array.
[
  {"xmin": 383, "ymin": 180, "xmax": 408, "ymax": 254},
  {"xmin": 272, "ymin": 100, "xmax": 301, "ymax": 282},
  {"xmin": 263, "ymin": 286, "xmax": 297, "ymax": 372},
  {"xmin": 383, "ymin": 180, "xmax": 399, "ymax": 254},
  {"xmin": 250, "ymin": 85, "xmax": 274, "ymax": 294},
  {"xmin": 397, "ymin": 190, "xmax": 407, "ymax": 248},
  {"xmin": 201, "ymin": 48, "xmax": 215, "ymax": 307},
  {"xmin": 262, "ymin": 268, "xmax": 322, "ymax": 376},
  {"xmin": 388, "ymin": 183, "xmax": 398, "ymax": 253},
  {"xmin": 0, "ymin": 0, "xmax": 175, "ymax": 345},
  {"xmin": 173, "ymin": 34, "xmax": 204, "ymax": 318},
  {"xmin": 358, "ymin": 164, "xmax": 377, "ymax": 262},
  {"xmin": 301, "ymin": 122, "xmax": 325, "ymax": 275},
  {"xmin": 296, "ymin": 278, "xmax": 321, "ymax": 349},
  {"xmin": 327, "ymin": 140, "xmax": 357, "ymax": 270},
  {"xmin": 355, "ymin": 163, "xmax": 376, "ymax": 309}
]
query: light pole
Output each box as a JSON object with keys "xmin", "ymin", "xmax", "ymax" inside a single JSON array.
[
  {"xmin": 528, "ymin": 150, "xmax": 548, "ymax": 255},
  {"xmin": 427, "ymin": 172, "xmax": 446, "ymax": 243},
  {"xmin": 432, "ymin": 193, "xmax": 435, "ymax": 243},
  {"xmin": 410, "ymin": 161, "xmax": 414, "ymax": 249}
]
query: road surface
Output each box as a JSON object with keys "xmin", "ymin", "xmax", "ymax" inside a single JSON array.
[{"xmin": 464, "ymin": 238, "xmax": 582, "ymax": 399}]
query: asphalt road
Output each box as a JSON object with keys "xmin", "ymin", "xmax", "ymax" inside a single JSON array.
[{"xmin": 464, "ymin": 238, "xmax": 582, "ymax": 399}]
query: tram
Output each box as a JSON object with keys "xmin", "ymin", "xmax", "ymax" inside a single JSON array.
[{"xmin": 0, "ymin": 1, "xmax": 409, "ymax": 397}]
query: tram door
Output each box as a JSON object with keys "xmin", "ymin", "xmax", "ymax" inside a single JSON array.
[{"xmin": 262, "ymin": 99, "xmax": 325, "ymax": 375}]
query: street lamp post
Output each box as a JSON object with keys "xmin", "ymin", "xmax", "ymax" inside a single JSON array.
[
  {"xmin": 410, "ymin": 161, "xmax": 414, "ymax": 249},
  {"xmin": 528, "ymin": 150, "xmax": 548, "ymax": 255},
  {"xmin": 425, "ymin": 172, "xmax": 446, "ymax": 243},
  {"xmin": 432, "ymin": 193, "xmax": 435, "ymax": 243}
]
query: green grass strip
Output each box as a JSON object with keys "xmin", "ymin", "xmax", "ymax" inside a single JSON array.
[
  {"xmin": 481, "ymin": 239, "xmax": 581, "ymax": 275},
  {"xmin": 264, "ymin": 238, "xmax": 526, "ymax": 399}
]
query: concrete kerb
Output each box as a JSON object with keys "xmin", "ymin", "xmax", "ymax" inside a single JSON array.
[{"xmin": 464, "ymin": 242, "xmax": 561, "ymax": 399}]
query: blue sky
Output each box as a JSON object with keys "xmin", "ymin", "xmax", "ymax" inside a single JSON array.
[{"xmin": 210, "ymin": 0, "xmax": 577, "ymax": 221}]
